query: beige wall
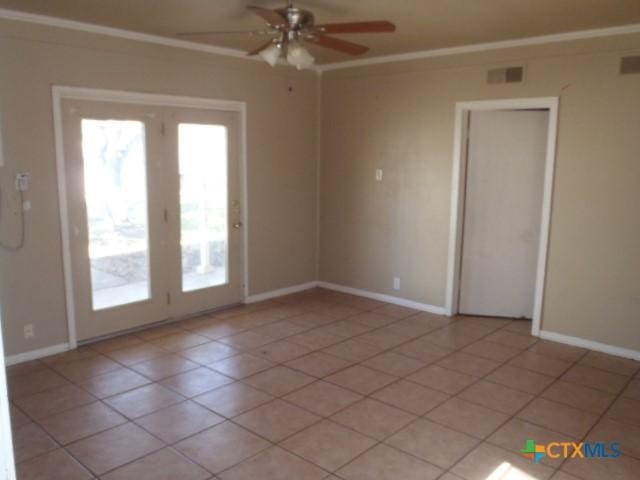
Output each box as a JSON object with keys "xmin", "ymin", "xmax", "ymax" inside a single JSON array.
[
  {"xmin": 0, "ymin": 20, "xmax": 319, "ymax": 356},
  {"xmin": 320, "ymin": 34, "xmax": 640, "ymax": 351},
  {"xmin": 1, "ymin": 17, "xmax": 639, "ymax": 358}
]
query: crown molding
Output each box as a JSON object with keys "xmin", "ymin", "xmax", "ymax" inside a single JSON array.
[
  {"xmin": 0, "ymin": 7, "xmax": 259, "ymax": 62},
  {"xmin": 318, "ymin": 23, "xmax": 640, "ymax": 72},
  {"xmin": 0, "ymin": 8, "xmax": 638, "ymax": 75}
]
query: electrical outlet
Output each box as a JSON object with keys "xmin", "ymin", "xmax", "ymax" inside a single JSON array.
[
  {"xmin": 393, "ymin": 277, "xmax": 400, "ymax": 290},
  {"xmin": 375, "ymin": 169, "xmax": 383, "ymax": 181},
  {"xmin": 23, "ymin": 324, "xmax": 34, "ymax": 339}
]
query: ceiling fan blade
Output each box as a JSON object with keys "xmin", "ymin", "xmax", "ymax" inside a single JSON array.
[
  {"xmin": 247, "ymin": 5, "xmax": 287, "ymax": 27},
  {"xmin": 247, "ymin": 40, "xmax": 276, "ymax": 56},
  {"xmin": 314, "ymin": 21, "xmax": 396, "ymax": 34},
  {"xmin": 176, "ymin": 30, "xmax": 269, "ymax": 36},
  {"xmin": 305, "ymin": 35, "xmax": 369, "ymax": 55}
]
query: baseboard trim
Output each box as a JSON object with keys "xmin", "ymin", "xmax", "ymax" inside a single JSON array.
[
  {"xmin": 540, "ymin": 330, "xmax": 640, "ymax": 361},
  {"xmin": 5, "ymin": 343, "xmax": 70, "ymax": 366},
  {"xmin": 11, "ymin": 298, "xmax": 637, "ymax": 364},
  {"xmin": 318, "ymin": 281, "xmax": 447, "ymax": 315},
  {"xmin": 245, "ymin": 282, "xmax": 319, "ymax": 304},
  {"xmin": 6, "ymin": 284, "xmax": 319, "ymax": 365}
]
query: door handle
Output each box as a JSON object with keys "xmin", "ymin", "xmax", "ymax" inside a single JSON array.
[{"xmin": 233, "ymin": 222, "xmax": 243, "ymax": 229}]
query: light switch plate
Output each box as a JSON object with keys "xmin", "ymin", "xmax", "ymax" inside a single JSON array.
[{"xmin": 375, "ymin": 169, "xmax": 383, "ymax": 181}]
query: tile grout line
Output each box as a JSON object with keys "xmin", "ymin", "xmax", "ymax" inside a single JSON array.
[
  {"xmin": 76, "ymin": 296, "xmax": 640, "ymax": 478},
  {"xmin": 247, "ymin": 312, "xmax": 527, "ymax": 476},
  {"xmin": 9, "ymin": 288, "xmax": 638, "ymax": 479},
  {"xmin": 553, "ymin": 362, "xmax": 640, "ymax": 474},
  {"xmin": 437, "ymin": 341, "xmax": 593, "ymax": 479},
  {"xmin": 78, "ymin": 294, "xmax": 391, "ymax": 478},
  {"xmin": 278, "ymin": 317, "xmax": 581, "ymax": 478},
  {"xmin": 295, "ymin": 316, "xmax": 532, "ymax": 476},
  {"xmin": 8, "ymin": 299, "xmax": 520, "ymax": 476},
  {"xmin": 9, "ymin": 303, "xmax": 290, "ymax": 477},
  {"xmin": 185, "ymin": 296, "xmax": 476, "ymax": 476},
  {"xmin": 333, "ymin": 321, "xmax": 544, "ymax": 477}
]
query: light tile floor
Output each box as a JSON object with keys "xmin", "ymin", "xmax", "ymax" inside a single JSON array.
[{"xmin": 7, "ymin": 288, "xmax": 640, "ymax": 480}]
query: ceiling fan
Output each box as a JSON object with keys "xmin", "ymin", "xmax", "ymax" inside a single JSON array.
[{"xmin": 177, "ymin": 1, "xmax": 396, "ymax": 70}]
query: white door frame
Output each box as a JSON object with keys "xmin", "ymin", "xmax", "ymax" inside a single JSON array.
[
  {"xmin": 52, "ymin": 86, "xmax": 249, "ymax": 349},
  {"xmin": 445, "ymin": 97, "xmax": 559, "ymax": 336},
  {"xmin": 0, "ymin": 312, "xmax": 16, "ymax": 480}
]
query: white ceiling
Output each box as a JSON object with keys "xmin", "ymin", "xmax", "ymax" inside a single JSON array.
[{"xmin": 1, "ymin": 0, "xmax": 639, "ymax": 64}]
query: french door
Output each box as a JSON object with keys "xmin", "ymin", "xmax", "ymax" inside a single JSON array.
[{"xmin": 61, "ymin": 99, "xmax": 244, "ymax": 341}]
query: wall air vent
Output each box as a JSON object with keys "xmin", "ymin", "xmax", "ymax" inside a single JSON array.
[
  {"xmin": 487, "ymin": 66, "xmax": 524, "ymax": 84},
  {"xmin": 620, "ymin": 56, "xmax": 640, "ymax": 75}
]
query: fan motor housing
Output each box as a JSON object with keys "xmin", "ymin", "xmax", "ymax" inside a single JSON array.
[{"xmin": 275, "ymin": 6, "xmax": 314, "ymax": 30}]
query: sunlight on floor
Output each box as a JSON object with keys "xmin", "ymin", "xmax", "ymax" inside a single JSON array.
[{"xmin": 486, "ymin": 462, "xmax": 539, "ymax": 480}]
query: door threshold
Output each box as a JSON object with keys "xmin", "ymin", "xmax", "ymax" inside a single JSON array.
[{"xmin": 78, "ymin": 301, "xmax": 244, "ymax": 347}]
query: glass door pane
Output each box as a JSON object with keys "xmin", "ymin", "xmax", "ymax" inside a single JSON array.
[
  {"xmin": 178, "ymin": 123, "xmax": 229, "ymax": 292},
  {"xmin": 81, "ymin": 119, "xmax": 151, "ymax": 310}
]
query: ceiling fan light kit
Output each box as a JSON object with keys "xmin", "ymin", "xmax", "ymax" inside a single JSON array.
[
  {"xmin": 259, "ymin": 42, "xmax": 283, "ymax": 67},
  {"xmin": 177, "ymin": 1, "xmax": 396, "ymax": 70},
  {"xmin": 286, "ymin": 42, "xmax": 316, "ymax": 70}
]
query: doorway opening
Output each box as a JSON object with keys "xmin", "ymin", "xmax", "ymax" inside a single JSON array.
[{"xmin": 445, "ymin": 98, "xmax": 559, "ymax": 336}]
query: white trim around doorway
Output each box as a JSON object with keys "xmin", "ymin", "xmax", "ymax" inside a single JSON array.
[
  {"xmin": 0, "ymin": 311, "xmax": 17, "ymax": 480},
  {"xmin": 444, "ymin": 97, "xmax": 559, "ymax": 337},
  {"xmin": 52, "ymin": 86, "xmax": 249, "ymax": 349}
]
